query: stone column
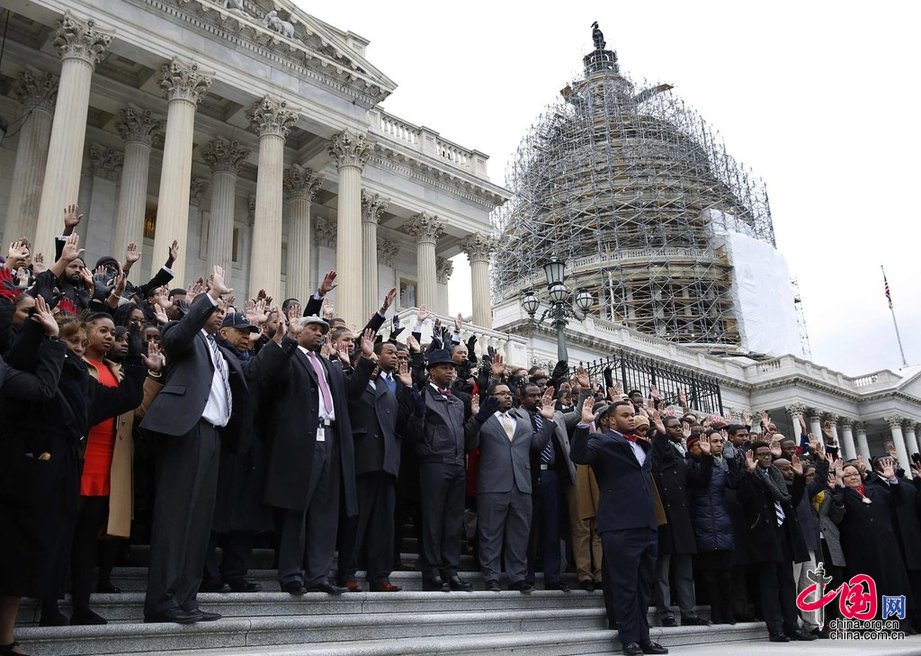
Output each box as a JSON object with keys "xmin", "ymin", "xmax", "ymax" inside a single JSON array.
[
  {"xmin": 807, "ymin": 412, "xmax": 823, "ymax": 445},
  {"xmin": 886, "ymin": 416, "xmax": 912, "ymax": 479},
  {"xmin": 904, "ymin": 421, "xmax": 920, "ymax": 460},
  {"xmin": 327, "ymin": 129, "xmax": 371, "ymax": 326},
  {"xmin": 150, "ymin": 58, "xmax": 212, "ymax": 283},
  {"xmin": 84, "ymin": 143, "xmax": 123, "ymax": 258},
  {"xmin": 853, "ymin": 421, "xmax": 871, "ymax": 460},
  {"xmin": 247, "ymin": 97, "xmax": 298, "ymax": 301},
  {"xmin": 405, "ymin": 212, "xmax": 444, "ymax": 310},
  {"xmin": 34, "ymin": 13, "xmax": 110, "ymax": 255},
  {"xmin": 435, "ymin": 256, "xmax": 454, "ymax": 316},
  {"xmin": 113, "ymin": 105, "xmax": 162, "ymax": 258},
  {"xmin": 201, "ymin": 136, "xmax": 248, "ymax": 285},
  {"xmin": 785, "ymin": 403, "xmax": 806, "ymax": 440},
  {"xmin": 3, "ymin": 71, "xmax": 58, "ymax": 245},
  {"xmin": 361, "ymin": 192, "xmax": 388, "ymax": 318},
  {"xmin": 839, "ymin": 418, "xmax": 859, "ymax": 461},
  {"xmin": 462, "ymin": 232, "xmax": 496, "ymax": 329},
  {"xmin": 826, "ymin": 414, "xmax": 853, "ymax": 460},
  {"xmin": 283, "ymin": 163, "xmax": 321, "ymax": 301}
]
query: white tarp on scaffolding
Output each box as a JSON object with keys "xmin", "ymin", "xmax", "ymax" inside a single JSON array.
[{"xmin": 709, "ymin": 211, "xmax": 803, "ymax": 357}]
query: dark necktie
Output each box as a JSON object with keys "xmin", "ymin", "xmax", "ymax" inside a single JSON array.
[{"xmin": 536, "ymin": 413, "xmax": 554, "ymax": 464}]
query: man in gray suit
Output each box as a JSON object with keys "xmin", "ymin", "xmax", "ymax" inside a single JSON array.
[
  {"xmin": 140, "ymin": 266, "xmax": 294, "ymax": 624},
  {"xmin": 468, "ymin": 383, "xmax": 556, "ymax": 592}
]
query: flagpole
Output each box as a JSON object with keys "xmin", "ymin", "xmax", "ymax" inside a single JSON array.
[{"xmin": 882, "ymin": 265, "xmax": 909, "ymax": 368}]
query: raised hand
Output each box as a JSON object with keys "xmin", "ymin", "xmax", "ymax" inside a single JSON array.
[
  {"xmin": 273, "ymin": 307, "xmax": 288, "ymax": 344},
  {"xmin": 166, "ymin": 240, "xmax": 179, "ymax": 267},
  {"xmin": 416, "ymin": 304, "xmax": 429, "ymax": 324},
  {"xmin": 15, "ymin": 267, "xmax": 29, "ymax": 287},
  {"xmin": 244, "ymin": 299, "xmax": 258, "ymax": 324},
  {"xmin": 125, "ymin": 242, "xmax": 140, "ymax": 266},
  {"xmin": 581, "ymin": 396, "xmax": 596, "ymax": 425},
  {"xmin": 769, "ymin": 435, "xmax": 783, "ymax": 458},
  {"xmin": 454, "ymin": 312, "xmax": 463, "ymax": 334},
  {"xmin": 822, "ymin": 420, "xmax": 837, "ymax": 444},
  {"xmin": 143, "ymin": 340, "xmax": 166, "ymax": 371},
  {"xmin": 396, "ymin": 359, "xmax": 412, "ymax": 387},
  {"xmin": 318, "ymin": 270, "xmax": 338, "ymax": 295},
  {"xmin": 677, "ymin": 388, "xmax": 688, "ymax": 407},
  {"xmin": 470, "ymin": 393, "xmax": 480, "ymax": 417},
  {"xmin": 32, "ymin": 252, "xmax": 45, "ymax": 274},
  {"xmin": 744, "ymin": 449, "xmax": 757, "ymax": 473},
  {"xmin": 833, "ymin": 458, "xmax": 845, "ymax": 486},
  {"xmin": 6, "ymin": 240, "xmax": 30, "ymax": 268},
  {"xmin": 63, "ymin": 204, "xmax": 83, "ymax": 232},
  {"xmin": 880, "ymin": 456, "xmax": 896, "ymax": 480},
  {"xmin": 741, "ymin": 410, "xmax": 753, "ymax": 427},
  {"xmin": 31, "ymin": 296, "xmax": 58, "ymax": 337},
  {"xmin": 699, "ymin": 438, "xmax": 712, "ymax": 455},
  {"xmin": 491, "ymin": 352, "xmax": 506, "ymax": 378},
  {"xmin": 208, "ymin": 265, "xmax": 232, "ymax": 298},
  {"xmin": 112, "ymin": 272, "xmax": 126, "ymax": 297},
  {"xmin": 59, "ymin": 233, "xmax": 85, "ymax": 265},
  {"xmin": 649, "ymin": 383, "xmax": 660, "ymax": 402},
  {"xmin": 575, "ymin": 365, "xmax": 589, "ymax": 389},
  {"xmin": 152, "ymin": 303, "xmax": 169, "ymax": 325},
  {"xmin": 681, "ymin": 422, "xmax": 692, "ymax": 440},
  {"xmin": 539, "ymin": 386, "xmax": 557, "ymax": 419},
  {"xmin": 360, "ymin": 328, "xmax": 376, "ymax": 358},
  {"xmin": 380, "ymin": 287, "xmax": 397, "ymax": 313},
  {"xmin": 405, "ymin": 333, "xmax": 421, "ymax": 353},
  {"xmin": 791, "ymin": 453, "xmax": 803, "ymax": 476}
]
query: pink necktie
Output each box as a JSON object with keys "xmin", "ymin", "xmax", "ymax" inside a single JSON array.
[{"xmin": 306, "ymin": 350, "xmax": 334, "ymax": 411}]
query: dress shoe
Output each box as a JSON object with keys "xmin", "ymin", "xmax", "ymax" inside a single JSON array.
[
  {"xmin": 579, "ymin": 580, "xmax": 595, "ymax": 592},
  {"xmin": 545, "ymin": 581, "xmax": 570, "ymax": 592},
  {"xmin": 447, "ymin": 576, "xmax": 473, "ymax": 592},
  {"xmin": 144, "ymin": 608, "xmax": 199, "ymax": 624},
  {"xmin": 787, "ymin": 628, "xmax": 817, "ymax": 641},
  {"xmin": 199, "ymin": 578, "xmax": 231, "ymax": 593},
  {"xmin": 369, "ymin": 581, "xmax": 402, "ymax": 592},
  {"xmin": 508, "ymin": 580, "xmax": 533, "ymax": 594},
  {"xmin": 341, "ymin": 579, "xmax": 362, "ymax": 592},
  {"xmin": 622, "ymin": 643, "xmax": 644, "ymax": 656},
  {"xmin": 306, "ymin": 581, "xmax": 347, "ymax": 595},
  {"xmin": 226, "ymin": 577, "xmax": 261, "ymax": 593},
  {"xmin": 422, "ymin": 577, "xmax": 450, "ymax": 592},
  {"xmin": 70, "ymin": 609, "xmax": 108, "ymax": 625},
  {"xmin": 187, "ymin": 609, "xmax": 222, "ymax": 622},
  {"xmin": 280, "ymin": 581, "xmax": 307, "ymax": 595},
  {"xmin": 485, "ymin": 580, "xmax": 501, "ymax": 592},
  {"xmin": 0, "ymin": 641, "xmax": 30, "ymax": 656},
  {"xmin": 768, "ymin": 633, "xmax": 790, "ymax": 643},
  {"xmin": 639, "ymin": 641, "xmax": 669, "ymax": 654},
  {"xmin": 659, "ymin": 616, "xmax": 677, "ymax": 627},
  {"xmin": 95, "ymin": 582, "xmax": 121, "ymax": 594},
  {"xmin": 680, "ymin": 615, "xmax": 710, "ymax": 626},
  {"xmin": 39, "ymin": 611, "xmax": 68, "ymax": 627},
  {"xmin": 810, "ymin": 628, "xmax": 830, "ymax": 639}
]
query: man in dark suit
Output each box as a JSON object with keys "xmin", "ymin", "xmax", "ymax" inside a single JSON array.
[
  {"xmin": 406, "ymin": 349, "xmax": 482, "ymax": 592},
  {"xmin": 140, "ymin": 265, "xmax": 292, "ymax": 624},
  {"xmin": 338, "ymin": 341, "xmax": 410, "ymax": 592},
  {"xmin": 571, "ymin": 398, "xmax": 668, "ymax": 656},
  {"xmin": 263, "ymin": 316, "xmax": 374, "ymax": 595},
  {"xmin": 468, "ymin": 383, "xmax": 555, "ymax": 592}
]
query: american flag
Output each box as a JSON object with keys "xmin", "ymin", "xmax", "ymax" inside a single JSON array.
[{"xmin": 883, "ymin": 267, "xmax": 893, "ymax": 309}]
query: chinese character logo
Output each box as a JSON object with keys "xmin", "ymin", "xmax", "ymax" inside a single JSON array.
[{"xmin": 796, "ymin": 563, "xmax": 881, "ymax": 621}]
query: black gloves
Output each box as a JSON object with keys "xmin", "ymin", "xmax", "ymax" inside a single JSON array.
[{"xmin": 475, "ymin": 394, "xmax": 501, "ymax": 423}]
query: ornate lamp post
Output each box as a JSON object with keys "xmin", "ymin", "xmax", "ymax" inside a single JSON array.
[{"xmin": 521, "ymin": 257, "xmax": 594, "ymax": 362}]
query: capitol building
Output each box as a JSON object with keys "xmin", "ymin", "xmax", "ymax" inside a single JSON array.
[{"xmin": 1, "ymin": 0, "xmax": 921, "ymax": 473}]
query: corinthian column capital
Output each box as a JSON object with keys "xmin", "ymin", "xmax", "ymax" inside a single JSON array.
[
  {"xmin": 886, "ymin": 416, "xmax": 905, "ymax": 430},
  {"xmin": 461, "ymin": 232, "xmax": 496, "ymax": 262},
  {"xmin": 377, "ymin": 238, "xmax": 398, "ymax": 267},
  {"xmin": 283, "ymin": 164, "xmax": 322, "ymax": 200},
  {"xmin": 53, "ymin": 13, "xmax": 111, "ymax": 66},
  {"xmin": 201, "ymin": 136, "xmax": 250, "ymax": 174},
  {"xmin": 87, "ymin": 143, "xmax": 123, "ymax": 181},
  {"xmin": 436, "ymin": 256, "xmax": 454, "ymax": 284},
  {"xmin": 159, "ymin": 58, "xmax": 213, "ymax": 104},
  {"xmin": 247, "ymin": 96, "xmax": 299, "ymax": 138},
  {"xmin": 328, "ymin": 129, "xmax": 371, "ymax": 169},
  {"xmin": 116, "ymin": 104, "xmax": 163, "ymax": 145},
  {"xmin": 361, "ymin": 191, "xmax": 388, "ymax": 224},
  {"xmin": 12, "ymin": 70, "xmax": 58, "ymax": 112},
  {"xmin": 405, "ymin": 212, "xmax": 444, "ymax": 244}
]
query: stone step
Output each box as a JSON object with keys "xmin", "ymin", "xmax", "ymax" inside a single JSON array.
[
  {"xmin": 17, "ymin": 589, "xmax": 604, "ymax": 625},
  {"xmin": 14, "ymin": 606, "xmax": 613, "ymax": 655}
]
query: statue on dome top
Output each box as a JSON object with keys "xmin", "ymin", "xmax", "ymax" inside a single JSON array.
[{"xmin": 591, "ymin": 21, "xmax": 606, "ymax": 50}]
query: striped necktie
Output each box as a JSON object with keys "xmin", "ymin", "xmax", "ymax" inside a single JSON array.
[
  {"xmin": 207, "ymin": 334, "xmax": 232, "ymax": 416},
  {"xmin": 536, "ymin": 413, "xmax": 554, "ymax": 464}
]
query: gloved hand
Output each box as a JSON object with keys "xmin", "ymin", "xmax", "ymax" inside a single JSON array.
[
  {"xmin": 126, "ymin": 323, "xmax": 144, "ymax": 359},
  {"xmin": 475, "ymin": 394, "xmax": 501, "ymax": 423}
]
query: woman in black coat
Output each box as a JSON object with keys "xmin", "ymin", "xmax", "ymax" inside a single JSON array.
[
  {"xmin": 687, "ymin": 431, "xmax": 738, "ymax": 624},
  {"xmin": 832, "ymin": 459, "xmax": 911, "ymax": 623}
]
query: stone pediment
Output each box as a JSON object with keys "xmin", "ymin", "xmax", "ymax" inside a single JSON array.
[{"xmin": 171, "ymin": 0, "xmax": 396, "ymax": 106}]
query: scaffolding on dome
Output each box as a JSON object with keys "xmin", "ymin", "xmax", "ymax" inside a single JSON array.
[{"xmin": 492, "ymin": 40, "xmax": 777, "ymax": 350}]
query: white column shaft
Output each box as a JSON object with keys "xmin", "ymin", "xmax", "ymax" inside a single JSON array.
[
  {"xmin": 335, "ymin": 164, "xmax": 363, "ymax": 326},
  {"xmin": 808, "ymin": 418, "xmax": 822, "ymax": 441},
  {"xmin": 470, "ymin": 257, "xmax": 492, "ymax": 328},
  {"xmin": 905, "ymin": 427, "xmax": 919, "ymax": 459},
  {"xmin": 839, "ymin": 426, "xmax": 857, "ymax": 461},
  {"xmin": 855, "ymin": 429, "xmax": 871, "ymax": 460},
  {"xmin": 362, "ymin": 219, "xmax": 378, "ymax": 319},
  {"xmin": 151, "ymin": 98, "xmax": 197, "ymax": 284},
  {"xmin": 207, "ymin": 170, "xmax": 237, "ymax": 285},
  {"xmin": 113, "ymin": 140, "xmax": 152, "ymax": 257},
  {"xmin": 890, "ymin": 424, "xmax": 912, "ymax": 479},
  {"xmin": 4, "ymin": 107, "xmax": 53, "ymax": 244},
  {"xmin": 286, "ymin": 197, "xmax": 312, "ymax": 301},
  {"xmin": 416, "ymin": 239, "xmax": 437, "ymax": 310},
  {"xmin": 249, "ymin": 133, "xmax": 285, "ymax": 300},
  {"xmin": 35, "ymin": 58, "xmax": 94, "ymax": 253}
]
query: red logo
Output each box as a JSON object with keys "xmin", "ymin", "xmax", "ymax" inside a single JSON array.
[{"xmin": 797, "ymin": 568, "xmax": 877, "ymax": 621}]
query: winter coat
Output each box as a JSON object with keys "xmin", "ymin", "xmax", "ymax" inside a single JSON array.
[{"xmin": 687, "ymin": 453, "xmax": 735, "ymax": 553}]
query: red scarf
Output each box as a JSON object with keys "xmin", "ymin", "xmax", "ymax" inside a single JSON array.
[{"xmin": 623, "ymin": 432, "xmax": 638, "ymax": 443}]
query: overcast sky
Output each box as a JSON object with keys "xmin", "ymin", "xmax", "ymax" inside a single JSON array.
[{"xmin": 297, "ymin": 1, "xmax": 920, "ymax": 377}]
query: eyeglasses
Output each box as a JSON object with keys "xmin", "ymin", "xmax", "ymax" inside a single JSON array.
[
  {"xmin": 492, "ymin": 391, "xmax": 512, "ymax": 397},
  {"xmin": 842, "ymin": 472, "xmax": 861, "ymax": 478},
  {"xmin": 754, "ymin": 452, "xmax": 772, "ymax": 458}
]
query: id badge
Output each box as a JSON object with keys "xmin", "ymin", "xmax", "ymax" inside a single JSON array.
[{"xmin": 317, "ymin": 425, "xmax": 326, "ymax": 442}]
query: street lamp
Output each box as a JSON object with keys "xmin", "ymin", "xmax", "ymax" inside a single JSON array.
[{"xmin": 521, "ymin": 257, "xmax": 594, "ymax": 362}]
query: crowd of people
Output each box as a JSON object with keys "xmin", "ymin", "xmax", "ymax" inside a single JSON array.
[{"xmin": 0, "ymin": 205, "xmax": 918, "ymax": 656}]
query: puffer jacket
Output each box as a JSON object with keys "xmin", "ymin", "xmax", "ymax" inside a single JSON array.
[{"xmin": 687, "ymin": 453, "xmax": 735, "ymax": 553}]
